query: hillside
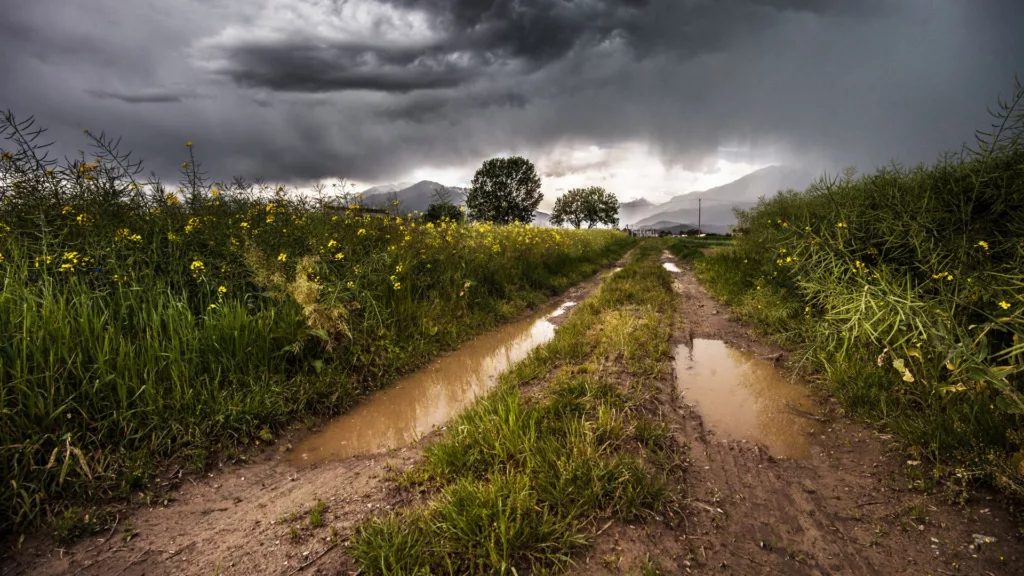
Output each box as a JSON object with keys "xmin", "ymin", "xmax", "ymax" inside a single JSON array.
[
  {"xmin": 633, "ymin": 165, "xmax": 813, "ymax": 230},
  {"xmin": 361, "ymin": 180, "xmax": 466, "ymax": 213}
]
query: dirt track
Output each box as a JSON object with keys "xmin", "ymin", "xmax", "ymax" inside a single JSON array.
[
  {"xmin": 577, "ymin": 252, "xmax": 1023, "ymax": 575},
  {"xmin": 7, "ymin": 252, "xmax": 1023, "ymax": 575},
  {"xmin": 5, "ymin": 265, "xmax": 616, "ymax": 576}
]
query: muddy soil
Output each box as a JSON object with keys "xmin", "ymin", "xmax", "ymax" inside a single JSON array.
[
  {"xmin": 578, "ymin": 251, "xmax": 1023, "ymax": 575},
  {"xmin": 4, "ymin": 263, "xmax": 620, "ymax": 576}
]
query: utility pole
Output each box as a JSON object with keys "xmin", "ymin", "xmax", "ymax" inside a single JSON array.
[{"xmin": 698, "ymin": 198, "xmax": 701, "ymax": 235}]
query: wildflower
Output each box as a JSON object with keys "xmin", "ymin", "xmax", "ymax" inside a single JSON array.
[
  {"xmin": 836, "ymin": 222, "xmax": 847, "ymax": 228},
  {"xmin": 999, "ymin": 301, "xmax": 1011, "ymax": 310},
  {"xmin": 218, "ymin": 285, "xmax": 228, "ymax": 296},
  {"xmin": 395, "ymin": 265, "xmax": 403, "ymax": 273},
  {"xmin": 347, "ymin": 281, "xmax": 355, "ymax": 289},
  {"xmin": 327, "ymin": 239, "xmax": 338, "ymax": 248},
  {"xmin": 392, "ymin": 200, "xmax": 400, "ymax": 206},
  {"xmin": 210, "ymin": 188, "xmax": 220, "ymax": 198},
  {"xmin": 62, "ymin": 205, "xmax": 74, "ymax": 215},
  {"xmin": 168, "ymin": 232, "xmax": 180, "ymax": 241},
  {"xmin": 59, "ymin": 263, "xmax": 74, "ymax": 272},
  {"xmin": 357, "ymin": 229, "xmax": 366, "ymax": 236},
  {"xmin": 464, "ymin": 281, "xmax": 471, "ymax": 289},
  {"xmin": 0, "ymin": 252, "xmax": 4, "ymax": 263},
  {"xmin": 977, "ymin": 240, "xmax": 989, "ymax": 251},
  {"xmin": 181, "ymin": 161, "xmax": 190, "ymax": 170},
  {"xmin": 393, "ymin": 282, "xmax": 402, "ymax": 290},
  {"xmin": 75, "ymin": 213, "xmax": 92, "ymax": 226},
  {"xmin": 207, "ymin": 303, "xmax": 218, "ymax": 310},
  {"xmin": 239, "ymin": 222, "xmax": 250, "ymax": 229},
  {"xmin": 785, "ymin": 256, "xmax": 793, "ymax": 263},
  {"xmin": 184, "ymin": 217, "xmax": 201, "ymax": 234},
  {"xmin": 190, "ymin": 260, "xmax": 205, "ymax": 273},
  {"xmin": 165, "ymin": 193, "xmax": 181, "ymax": 206},
  {"xmin": 334, "ymin": 252, "xmax": 345, "ymax": 261},
  {"xmin": 276, "ymin": 253, "xmax": 288, "ymax": 263}
]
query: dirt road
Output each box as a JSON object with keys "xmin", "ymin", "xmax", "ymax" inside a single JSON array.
[
  {"xmin": 5, "ymin": 266, "xmax": 617, "ymax": 576},
  {"xmin": 577, "ymin": 252, "xmax": 1022, "ymax": 575},
  {"xmin": 7, "ymin": 252, "xmax": 1022, "ymax": 575}
]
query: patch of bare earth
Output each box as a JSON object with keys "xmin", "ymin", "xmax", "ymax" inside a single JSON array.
[
  {"xmin": 577, "ymin": 251, "xmax": 1023, "ymax": 575},
  {"xmin": 5, "ymin": 261, "xmax": 621, "ymax": 576}
]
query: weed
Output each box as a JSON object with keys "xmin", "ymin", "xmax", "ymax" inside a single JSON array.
[
  {"xmin": 695, "ymin": 80, "xmax": 1024, "ymax": 499},
  {"xmin": 0, "ymin": 112, "xmax": 635, "ymax": 532},
  {"xmin": 308, "ymin": 499, "xmax": 327, "ymax": 528}
]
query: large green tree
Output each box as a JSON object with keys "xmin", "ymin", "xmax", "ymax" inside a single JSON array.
[
  {"xmin": 550, "ymin": 186, "xmax": 619, "ymax": 229},
  {"xmin": 465, "ymin": 156, "xmax": 543, "ymax": 224}
]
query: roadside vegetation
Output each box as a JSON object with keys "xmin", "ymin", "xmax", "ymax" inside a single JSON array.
[
  {"xmin": 0, "ymin": 113, "xmax": 633, "ymax": 534},
  {"xmin": 693, "ymin": 81, "xmax": 1024, "ymax": 499},
  {"xmin": 350, "ymin": 242, "xmax": 682, "ymax": 574}
]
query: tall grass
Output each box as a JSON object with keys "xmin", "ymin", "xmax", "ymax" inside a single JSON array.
[
  {"xmin": 350, "ymin": 243, "xmax": 679, "ymax": 574},
  {"xmin": 695, "ymin": 80, "xmax": 1024, "ymax": 497},
  {"xmin": 0, "ymin": 112, "xmax": 634, "ymax": 533}
]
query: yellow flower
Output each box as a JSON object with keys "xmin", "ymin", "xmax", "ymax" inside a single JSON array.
[
  {"xmin": 190, "ymin": 260, "xmax": 205, "ymax": 273},
  {"xmin": 334, "ymin": 252, "xmax": 345, "ymax": 261},
  {"xmin": 0, "ymin": 252, "xmax": 4, "ymax": 263},
  {"xmin": 75, "ymin": 213, "xmax": 92, "ymax": 226},
  {"xmin": 218, "ymin": 286, "xmax": 228, "ymax": 295},
  {"xmin": 346, "ymin": 281, "xmax": 355, "ymax": 289},
  {"xmin": 181, "ymin": 161, "xmax": 190, "ymax": 170},
  {"xmin": 207, "ymin": 303, "xmax": 218, "ymax": 310},
  {"xmin": 265, "ymin": 215, "xmax": 275, "ymax": 224},
  {"xmin": 395, "ymin": 265, "xmax": 403, "ymax": 273},
  {"xmin": 186, "ymin": 141, "xmax": 194, "ymax": 148},
  {"xmin": 393, "ymin": 282, "xmax": 402, "ymax": 290},
  {"xmin": 999, "ymin": 301, "xmax": 1011, "ymax": 310},
  {"xmin": 59, "ymin": 262, "xmax": 74, "ymax": 272},
  {"xmin": 357, "ymin": 229, "xmax": 366, "ymax": 236},
  {"xmin": 168, "ymin": 232, "xmax": 180, "ymax": 241},
  {"xmin": 210, "ymin": 188, "xmax": 220, "ymax": 198},
  {"xmin": 239, "ymin": 222, "xmax": 250, "ymax": 229},
  {"xmin": 327, "ymin": 239, "xmax": 338, "ymax": 248},
  {"xmin": 977, "ymin": 240, "xmax": 989, "ymax": 251},
  {"xmin": 277, "ymin": 253, "xmax": 288, "ymax": 263},
  {"xmin": 62, "ymin": 205, "xmax": 74, "ymax": 215}
]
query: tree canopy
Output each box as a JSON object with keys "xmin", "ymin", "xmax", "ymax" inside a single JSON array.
[
  {"xmin": 550, "ymin": 186, "xmax": 619, "ymax": 229},
  {"xmin": 465, "ymin": 156, "xmax": 542, "ymax": 224}
]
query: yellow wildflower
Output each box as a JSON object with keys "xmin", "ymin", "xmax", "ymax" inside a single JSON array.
[
  {"xmin": 334, "ymin": 252, "xmax": 345, "ymax": 261},
  {"xmin": 277, "ymin": 253, "xmax": 288, "ymax": 263},
  {"xmin": 357, "ymin": 229, "xmax": 366, "ymax": 236},
  {"xmin": 0, "ymin": 252, "xmax": 4, "ymax": 263},
  {"xmin": 347, "ymin": 281, "xmax": 355, "ymax": 289},
  {"xmin": 977, "ymin": 240, "xmax": 989, "ymax": 251},
  {"xmin": 327, "ymin": 239, "xmax": 338, "ymax": 248},
  {"xmin": 62, "ymin": 206, "xmax": 74, "ymax": 215},
  {"xmin": 190, "ymin": 260, "xmax": 205, "ymax": 273},
  {"xmin": 210, "ymin": 188, "xmax": 220, "ymax": 198},
  {"xmin": 185, "ymin": 141, "xmax": 193, "ymax": 147},
  {"xmin": 239, "ymin": 222, "xmax": 250, "ymax": 229},
  {"xmin": 218, "ymin": 286, "xmax": 228, "ymax": 296},
  {"xmin": 999, "ymin": 301, "xmax": 1011, "ymax": 310}
]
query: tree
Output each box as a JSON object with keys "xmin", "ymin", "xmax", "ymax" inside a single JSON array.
[
  {"xmin": 549, "ymin": 186, "xmax": 619, "ymax": 229},
  {"xmin": 424, "ymin": 186, "xmax": 465, "ymax": 223},
  {"xmin": 465, "ymin": 156, "xmax": 542, "ymax": 224}
]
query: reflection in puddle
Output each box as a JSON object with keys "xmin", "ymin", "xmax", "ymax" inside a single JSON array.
[
  {"xmin": 674, "ymin": 339, "xmax": 820, "ymax": 458},
  {"xmin": 293, "ymin": 302, "xmax": 574, "ymax": 465},
  {"xmin": 663, "ymin": 262, "xmax": 681, "ymax": 273}
]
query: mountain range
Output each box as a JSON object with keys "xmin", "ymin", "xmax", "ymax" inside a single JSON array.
[
  {"xmin": 621, "ymin": 165, "xmax": 815, "ymax": 233},
  {"xmin": 358, "ymin": 165, "xmax": 813, "ymax": 232}
]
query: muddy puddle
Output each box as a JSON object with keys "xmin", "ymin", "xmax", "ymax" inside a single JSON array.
[
  {"xmin": 293, "ymin": 301, "xmax": 576, "ymax": 465},
  {"xmin": 674, "ymin": 339, "xmax": 821, "ymax": 458}
]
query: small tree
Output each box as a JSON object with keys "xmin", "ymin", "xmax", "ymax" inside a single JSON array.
[
  {"xmin": 550, "ymin": 186, "xmax": 619, "ymax": 229},
  {"xmin": 465, "ymin": 156, "xmax": 542, "ymax": 224},
  {"xmin": 424, "ymin": 186, "xmax": 465, "ymax": 223}
]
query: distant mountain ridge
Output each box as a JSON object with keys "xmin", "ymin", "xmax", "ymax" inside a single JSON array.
[
  {"xmin": 621, "ymin": 165, "xmax": 814, "ymax": 232},
  {"xmin": 359, "ymin": 180, "xmax": 551, "ymax": 226}
]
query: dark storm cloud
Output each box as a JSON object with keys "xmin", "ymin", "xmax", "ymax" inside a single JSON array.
[
  {"xmin": 85, "ymin": 88, "xmax": 198, "ymax": 104},
  {"xmin": 1, "ymin": 0, "xmax": 1023, "ymax": 187}
]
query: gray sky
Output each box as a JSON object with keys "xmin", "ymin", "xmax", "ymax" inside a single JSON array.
[{"xmin": 2, "ymin": 0, "xmax": 1022, "ymax": 203}]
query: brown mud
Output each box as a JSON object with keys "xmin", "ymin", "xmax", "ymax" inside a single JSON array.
[
  {"xmin": 578, "ymin": 250, "xmax": 1023, "ymax": 575},
  {"xmin": 4, "ymin": 265, "xmax": 617, "ymax": 576}
]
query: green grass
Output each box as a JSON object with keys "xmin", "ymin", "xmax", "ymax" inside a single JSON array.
[
  {"xmin": 0, "ymin": 113, "xmax": 636, "ymax": 534},
  {"xmin": 350, "ymin": 242, "xmax": 680, "ymax": 574},
  {"xmin": 694, "ymin": 81, "xmax": 1024, "ymax": 498}
]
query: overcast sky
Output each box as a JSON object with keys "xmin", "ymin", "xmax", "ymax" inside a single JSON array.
[{"xmin": 2, "ymin": 0, "xmax": 1022, "ymax": 204}]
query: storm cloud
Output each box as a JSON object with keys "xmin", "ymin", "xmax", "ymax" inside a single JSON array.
[{"xmin": 1, "ymin": 0, "xmax": 1022, "ymax": 194}]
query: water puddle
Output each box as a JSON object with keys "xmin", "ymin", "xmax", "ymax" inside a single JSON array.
[
  {"xmin": 674, "ymin": 339, "xmax": 821, "ymax": 458},
  {"xmin": 292, "ymin": 301, "xmax": 575, "ymax": 465},
  {"xmin": 663, "ymin": 262, "xmax": 681, "ymax": 273}
]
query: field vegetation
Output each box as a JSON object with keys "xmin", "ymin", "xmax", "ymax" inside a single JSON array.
[
  {"xmin": 691, "ymin": 82, "xmax": 1024, "ymax": 498},
  {"xmin": 0, "ymin": 113, "xmax": 632, "ymax": 533},
  {"xmin": 351, "ymin": 242, "xmax": 681, "ymax": 574}
]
